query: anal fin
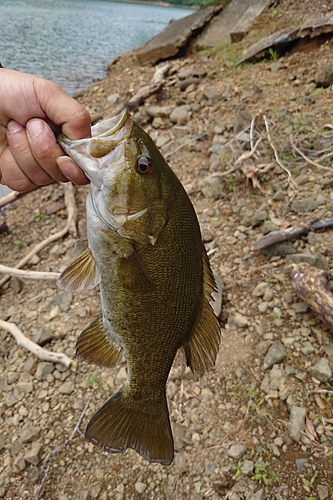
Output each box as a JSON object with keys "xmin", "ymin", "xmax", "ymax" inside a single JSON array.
[
  {"xmin": 57, "ymin": 247, "xmax": 100, "ymax": 292},
  {"xmin": 184, "ymin": 244, "xmax": 221, "ymax": 374},
  {"xmin": 76, "ymin": 313, "xmax": 122, "ymax": 368}
]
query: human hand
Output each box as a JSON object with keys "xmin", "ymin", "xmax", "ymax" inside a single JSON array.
[{"xmin": 0, "ymin": 69, "xmax": 91, "ymax": 192}]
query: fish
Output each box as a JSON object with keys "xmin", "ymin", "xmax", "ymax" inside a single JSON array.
[{"xmin": 57, "ymin": 109, "xmax": 220, "ymax": 465}]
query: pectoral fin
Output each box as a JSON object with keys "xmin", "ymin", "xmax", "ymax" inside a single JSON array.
[
  {"xmin": 118, "ymin": 248, "xmax": 155, "ymax": 292},
  {"xmin": 76, "ymin": 313, "xmax": 123, "ymax": 368},
  {"xmin": 183, "ymin": 244, "xmax": 221, "ymax": 374},
  {"xmin": 57, "ymin": 247, "xmax": 100, "ymax": 292}
]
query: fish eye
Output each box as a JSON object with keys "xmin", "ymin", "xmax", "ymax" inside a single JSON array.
[{"xmin": 136, "ymin": 156, "xmax": 153, "ymax": 175}]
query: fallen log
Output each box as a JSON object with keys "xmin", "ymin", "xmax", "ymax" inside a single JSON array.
[{"xmin": 289, "ymin": 262, "xmax": 333, "ymax": 332}]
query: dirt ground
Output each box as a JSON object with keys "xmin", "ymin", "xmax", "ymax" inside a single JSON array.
[{"xmin": 1, "ymin": 0, "xmax": 333, "ymax": 499}]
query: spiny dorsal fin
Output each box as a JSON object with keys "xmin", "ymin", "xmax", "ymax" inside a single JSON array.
[
  {"xmin": 85, "ymin": 388, "xmax": 174, "ymax": 465},
  {"xmin": 76, "ymin": 313, "xmax": 123, "ymax": 368},
  {"xmin": 57, "ymin": 247, "xmax": 100, "ymax": 292},
  {"xmin": 74, "ymin": 237, "xmax": 89, "ymax": 254},
  {"xmin": 184, "ymin": 244, "xmax": 221, "ymax": 374}
]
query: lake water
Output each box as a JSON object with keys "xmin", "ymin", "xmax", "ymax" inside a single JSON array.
[{"xmin": 1, "ymin": 0, "xmax": 192, "ymax": 95}]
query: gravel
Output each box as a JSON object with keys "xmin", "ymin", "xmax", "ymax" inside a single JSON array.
[{"xmin": 0, "ymin": 0, "xmax": 333, "ymax": 498}]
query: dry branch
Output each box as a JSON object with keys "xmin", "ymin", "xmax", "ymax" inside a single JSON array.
[
  {"xmin": 289, "ymin": 262, "xmax": 333, "ymax": 332},
  {"xmin": 0, "ymin": 264, "xmax": 59, "ymax": 280},
  {"xmin": 290, "ymin": 135, "xmax": 333, "ymax": 173},
  {"xmin": 263, "ymin": 114, "xmax": 297, "ymax": 192},
  {"xmin": 0, "ymin": 319, "xmax": 72, "ymax": 367},
  {"xmin": 0, "ymin": 182, "xmax": 78, "ymax": 288},
  {"xmin": 253, "ymin": 217, "xmax": 333, "ymax": 251},
  {"xmin": 113, "ymin": 63, "xmax": 171, "ymax": 114}
]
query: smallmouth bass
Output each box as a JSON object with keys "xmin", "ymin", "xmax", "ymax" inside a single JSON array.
[{"xmin": 57, "ymin": 109, "xmax": 220, "ymax": 465}]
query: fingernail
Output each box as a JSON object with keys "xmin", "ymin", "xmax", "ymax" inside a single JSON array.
[
  {"xmin": 7, "ymin": 121, "xmax": 24, "ymax": 135},
  {"xmin": 26, "ymin": 119, "xmax": 45, "ymax": 139},
  {"xmin": 57, "ymin": 157, "xmax": 81, "ymax": 180}
]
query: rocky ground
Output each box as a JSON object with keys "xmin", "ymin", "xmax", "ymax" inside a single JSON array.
[{"xmin": 1, "ymin": 0, "xmax": 333, "ymax": 499}]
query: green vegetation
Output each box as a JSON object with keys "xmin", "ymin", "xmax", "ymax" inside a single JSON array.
[{"xmin": 33, "ymin": 209, "xmax": 48, "ymax": 223}]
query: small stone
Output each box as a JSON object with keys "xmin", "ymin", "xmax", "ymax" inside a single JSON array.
[
  {"xmin": 289, "ymin": 406, "xmax": 306, "ymax": 442},
  {"xmin": 233, "ymin": 313, "xmax": 248, "ymax": 328},
  {"xmin": 134, "ymin": 481, "xmax": 147, "ymax": 494},
  {"xmin": 291, "ymin": 196, "xmax": 324, "ymax": 213},
  {"xmin": 58, "ymin": 381, "xmax": 75, "ymax": 395},
  {"xmin": 180, "ymin": 77, "xmax": 200, "ymax": 91},
  {"xmin": 295, "ymin": 457, "xmax": 308, "ymax": 473},
  {"xmin": 315, "ymin": 62, "xmax": 333, "ymax": 88},
  {"xmin": 146, "ymin": 105, "xmax": 174, "ymax": 118},
  {"xmin": 199, "ymin": 175, "xmax": 226, "ymax": 200},
  {"xmin": 24, "ymin": 442, "xmax": 43, "ymax": 465},
  {"xmin": 35, "ymin": 362, "xmax": 54, "ymax": 380},
  {"xmin": 285, "ymin": 252, "xmax": 328, "ymax": 270},
  {"xmin": 241, "ymin": 460, "xmax": 254, "ymax": 476},
  {"xmin": 203, "ymin": 87, "xmax": 219, "ymax": 105},
  {"xmin": 24, "ymin": 358, "xmax": 37, "ymax": 375},
  {"xmin": 317, "ymin": 484, "xmax": 329, "ymax": 500},
  {"xmin": 16, "ymin": 382, "xmax": 34, "ymax": 394},
  {"xmin": 227, "ymin": 443, "xmax": 246, "ymax": 459},
  {"xmin": 261, "ymin": 221, "xmax": 280, "ymax": 235},
  {"xmin": 169, "ymin": 105, "xmax": 189, "ymax": 124},
  {"xmin": 252, "ymin": 282, "xmax": 268, "ymax": 297},
  {"xmin": 14, "ymin": 454, "xmax": 26, "ymax": 471},
  {"xmin": 269, "ymin": 365, "xmax": 283, "ymax": 390},
  {"xmin": 249, "ymin": 489, "xmax": 266, "ymax": 500},
  {"xmin": 292, "ymin": 302, "xmax": 309, "ymax": 314},
  {"xmin": 29, "ymin": 254, "xmax": 40, "ymax": 265},
  {"xmin": 20, "ymin": 426, "xmax": 40, "ymax": 444},
  {"xmin": 262, "ymin": 341, "xmax": 287, "ymax": 370},
  {"xmin": 55, "ymin": 292, "xmax": 73, "ymax": 312},
  {"xmin": 308, "ymin": 358, "xmax": 332, "ymax": 382},
  {"xmin": 32, "ymin": 327, "xmax": 53, "ymax": 346}
]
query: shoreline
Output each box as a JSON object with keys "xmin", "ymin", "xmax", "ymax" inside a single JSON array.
[{"xmin": 112, "ymin": 0, "xmax": 197, "ymax": 9}]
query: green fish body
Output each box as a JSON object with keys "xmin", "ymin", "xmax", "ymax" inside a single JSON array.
[{"xmin": 57, "ymin": 110, "xmax": 220, "ymax": 465}]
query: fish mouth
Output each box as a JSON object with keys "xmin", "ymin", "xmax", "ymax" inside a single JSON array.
[{"xmin": 57, "ymin": 109, "xmax": 132, "ymax": 181}]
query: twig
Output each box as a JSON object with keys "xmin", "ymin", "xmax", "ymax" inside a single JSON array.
[
  {"xmin": 263, "ymin": 115, "xmax": 297, "ymax": 192},
  {"xmin": 0, "ymin": 264, "xmax": 59, "ymax": 280},
  {"xmin": 211, "ymin": 137, "xmax": 262, "ymax": 177},
  {"xmin": 290, "ymin": 135, "xmax": 333, "ymax": 173},
  {"xmin": 312, "ymin": 390, "xmax": 333, "ymax": 395},
  {"xmin": 0, "ymin": 182, "xmax": 77, "ymax": 288},
  {"xmin": 35, "ymin": 397, "xmax": 92, "ymax": 500},
  {"xmin": 0, "ymin": 189, "xmax": 32, "ymax": 208},
  {"xmin": 0, "ymin": 319, "xmax": 72, "ymax": 367}
]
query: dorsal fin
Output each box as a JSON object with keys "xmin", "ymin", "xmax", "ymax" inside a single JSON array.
[
  {"xmin": 183, "ymin": 244, "xmax": 221, "ymax": 374},
  {"xmin": 76, "ymin": 313, "xmax": 123, "ymax": 368},
  {"xmin": 57, "ymin": 246, "xmax": 100, "ymax": 292}
]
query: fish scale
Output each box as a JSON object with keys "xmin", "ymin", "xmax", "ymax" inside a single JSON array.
[{"xmin": 57, "ymin": 109, "xmax": 221, "ymax": 464}]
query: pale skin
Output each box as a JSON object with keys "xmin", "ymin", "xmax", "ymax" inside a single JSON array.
[{"xmin": 0, "ymin": 68, "xmax": 91, "ymax": 192}]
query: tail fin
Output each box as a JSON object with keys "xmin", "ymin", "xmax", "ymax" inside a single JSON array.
[{"xmin": 86, "ymin": 389, "xmax": 174, "ymax": 465}]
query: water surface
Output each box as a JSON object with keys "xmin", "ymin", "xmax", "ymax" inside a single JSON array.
[{"xmin": 1, "ymin": 0, "xmax": 192, "ymax": 94}]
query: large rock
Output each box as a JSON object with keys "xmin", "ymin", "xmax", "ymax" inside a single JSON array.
[
  {"xmin": 236, "ymin": 13, "xmax": 333, "ymax": 65},
  {"xmin": 137, "ymin": 6, "xmax": 221, "ymax": 66},
  {"xmin": 198, "ymin": 0, "xmax": 271, "ymax": 49}
]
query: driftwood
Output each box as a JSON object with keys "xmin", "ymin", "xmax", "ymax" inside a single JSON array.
[
  {"xmin": 0, "ymin": 319, "xmax": 72, "ymax": 367},
  {"xmin": 253, "ymin": 218, "xmax": 333, "ymax": 251},
  {"xmin": 289, "ymin": 262, "xmax": 333, "ymax": 332},
  {"xmin": 0, "ymin": 182, "xmax": 77, "ymax": 288},
  {"xmin": 113, "ymin": 63, "xmax": 171, "ymax": 114}
]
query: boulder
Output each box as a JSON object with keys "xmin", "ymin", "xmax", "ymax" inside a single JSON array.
[{"xmin": 137, "ymin": 6, "xmax": 221, "ymax": 66}]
